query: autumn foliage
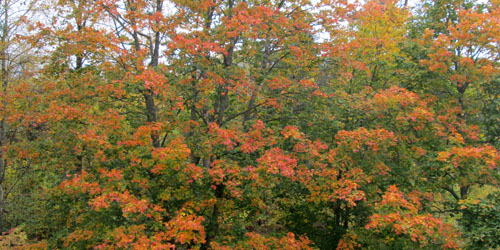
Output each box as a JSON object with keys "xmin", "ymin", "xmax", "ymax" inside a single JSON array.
[{"xmin": 0, "ymin": 0, "xmax": 499, "ymax": 249}]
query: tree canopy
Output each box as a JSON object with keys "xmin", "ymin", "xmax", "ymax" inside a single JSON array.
[{"xmin": 0, "ymin": 0, "xmax": 499, "ymax": 249}]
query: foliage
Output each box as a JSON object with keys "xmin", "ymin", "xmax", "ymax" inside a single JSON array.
[
  {"xmin": 0, "ymin": 0, "xmax": 499, "ymax": 249},
  {"xmin": 459, "ymin": 188, "xmax": 500, "ymax": 249}
]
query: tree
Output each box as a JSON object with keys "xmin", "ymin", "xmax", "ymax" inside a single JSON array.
[
  {"xmin": 0, "ymin": 0, "xmax": 43, "ymax": 231},
  {"xmin": 2, "ymin": 0, "xmax": 499, "ymax": 249}
]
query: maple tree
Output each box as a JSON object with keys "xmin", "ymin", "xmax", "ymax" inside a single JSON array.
[
  {"xmin": 0, "ymin": 0, "xmax": 499, "ymax": 249},
  {"xmin": 0, "ymin": 0, "xmax": 44, "ymax": 232}
]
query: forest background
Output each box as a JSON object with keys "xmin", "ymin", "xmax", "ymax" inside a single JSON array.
[{"xmin": 0, "ymin": 0, "xmax": 499, "ymax": 249}]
